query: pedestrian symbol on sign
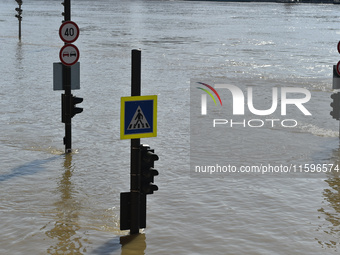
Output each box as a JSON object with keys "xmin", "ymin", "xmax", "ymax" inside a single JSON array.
[
  {"xmin": 128, "ymin": 106, "xmax": 150, "ymax": 130},
  {"xmin": 120, "ymin": 95, "xmax": 157, "ymax": 139}
]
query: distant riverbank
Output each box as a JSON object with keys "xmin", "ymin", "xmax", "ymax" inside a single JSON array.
[{"xmin": 188, "ymin": 0, "xmax": 339, "ymax": 3}]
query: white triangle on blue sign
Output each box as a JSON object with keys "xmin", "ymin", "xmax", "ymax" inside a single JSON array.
[{"xmin": 127, "ymin": 106, "xmax": 150, "ymax": 130}]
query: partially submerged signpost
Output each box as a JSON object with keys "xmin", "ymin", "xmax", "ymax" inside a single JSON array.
[
  {"xmin": 15, "ymin": 0, "xmax": 23, "ymax": 41},
  {"xmin": 54, "ymin": 0, "xmax": 83, "ymax": 153},
  {"xmin": 331, "ymin": 41, "xmax": 340, "ymax": 137},
  {"xmin": 120, "ymin": 50, "xmax": 159, "ymax": 234}
]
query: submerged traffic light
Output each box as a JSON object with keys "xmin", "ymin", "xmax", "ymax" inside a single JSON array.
[
  {"xmin": 330, "ymin": 92, "xmax": 340, "ymax": 120},
  {"xmin": 62, "ymin": 94, "xmax": 83, "ymax": 123},
  {"xmin": 15, "ymin": 0, "xmax": 22, "ymax": 40},
  {"xmin": 71, "ymin": 95, "xmax": 83, "ymax": 118},
  {"xmin": 15, "ymin": 1, "xmax": 22, "ymax": 21},
  {"xmin": 61, "ymin": 1, "xmax": 65, "ymax": 18},
  {"xmin": 15, "ymin": 7, "xmax": 22, "ymax": 20},
  {"xmin": 61, "ymin": 0, "xmax": 70, "ymax": 21},
  {"xmin": 140, "ymin": 144, "xmax": 159, "ymax": 195}
]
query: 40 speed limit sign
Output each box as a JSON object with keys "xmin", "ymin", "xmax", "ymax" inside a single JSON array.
[{"xmin": 59, "ymin": 21, "xmax": 79, "ymax": 43}]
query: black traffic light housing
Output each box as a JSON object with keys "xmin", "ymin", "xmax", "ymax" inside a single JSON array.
[
  {"xmin": 71, "ymin": 96, "xmax": 83, "ymax": 118},
  {"xmin": 62, "ymin": 94, "xmax": 83, "ymax": 123},
  {"xmin": 15, "ymin": 14, "xmax": 22, "ymax": 21},
  {"xmin": 140, "ymin": 144, "xmax": 159, "ymax": 195},
  {"xmin": 61, "ymin": 0, "xmax": 70, "ymax": 21},
  {"xmin": 15, "ymin": 1, "xmax": 22, "ymax": 21},
  {"xmin": 330, "ymin": 92, "xmax": 340, "ymax": 120}
]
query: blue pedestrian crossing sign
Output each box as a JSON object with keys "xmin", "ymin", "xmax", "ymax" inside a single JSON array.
[{"xmin": 120, "ymin": 95, "xmax": 157, "ymax": 139}]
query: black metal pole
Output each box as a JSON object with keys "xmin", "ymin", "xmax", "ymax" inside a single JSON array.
[
  {"xmin": 63, "ymin": 0, "xmax": 72, "ymax": 153},
  {"xmin": 18, "ymin": 10, "xmax": 21, "ymax": 40},
  {"xmin": 15, "ymin": 1, "xmax": 23, "ymax": 41},
  {"xmin": 64, "ymin": 0, "xmax": 70, "ymax": 21},
  {"xmin": 63, "ymin": 67, "xmax": 72, "ymax": 153},
  {"xmin": 130, "ymin": 49, "xmax": 141, "ymax": 234}
]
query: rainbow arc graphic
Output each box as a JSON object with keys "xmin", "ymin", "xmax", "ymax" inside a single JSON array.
[
  {"xmin": 196, "ymin": 82, "xmax": 222, "ymax": 115},
  {"xmin": 196, "ymin": 82, "xmax": 223, "ymax": 106}
]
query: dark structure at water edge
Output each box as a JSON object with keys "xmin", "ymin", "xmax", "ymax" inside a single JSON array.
[{"xmin": 189, "ymin": 0, "xmax": 340, "ymax": 3}]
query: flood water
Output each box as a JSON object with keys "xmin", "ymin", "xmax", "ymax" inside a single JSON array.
[{"xmin": 1, "ymin": 0, "xmax": 340, "ymax": 254}]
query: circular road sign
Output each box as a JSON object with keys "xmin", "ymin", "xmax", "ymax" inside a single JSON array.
[
  {"xmin": 59, "ymin": 44, "xmax": 79, "ymax": 66},
  {"xmin": 59, "ymin": 21, "xmax": 79, "ymax": 43},
  {"xmin": 337, "ymin": 61, "xmax": 340, "ymax": 76}
]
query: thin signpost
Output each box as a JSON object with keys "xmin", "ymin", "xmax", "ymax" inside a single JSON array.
[
  {"xmin": 130, "ymin": 49, "xmax": 142, "ymax": 234},
  {"xmin": 15, "ymin": 0, "xmax": 23, "ymax": 40},
  {"xmin": 58, "ymin": 0, "xmax": 82, "ymax": 153},
  {"xmin": 63, "ymin": 0, "xmax": 72, "ymax": 153},
  {"xmin": 331, "ymin": 41, "xmax": 340, "ymax": 138},
  {"xmin": 120, "ymin": 50, "xmax": 159, "ymax": 234}
]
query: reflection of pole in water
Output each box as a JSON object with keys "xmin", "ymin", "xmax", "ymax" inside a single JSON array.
[
  {"xmin": 44, "ymin": 153, "xmax": 86, "ymax": 254},
  {"xmin": 120, "ymin": 234, "xmax": 146, "ymax": 255},
  {"xmin": 15, "ymin": 41, "xmax": 24, "ymax": 83},
  {"xmin": 316, "ymin": 148, "xmax": 340, "ymax": 251}
]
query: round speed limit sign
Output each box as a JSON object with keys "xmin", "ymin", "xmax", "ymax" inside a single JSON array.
[{"xmin": 59, "ymin": 21, "xmax": 79, "ymax": 43}]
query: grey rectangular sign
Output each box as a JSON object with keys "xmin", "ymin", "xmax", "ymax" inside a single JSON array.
[{"xmin": 53, "ymin": 62, "xmax": 80, "ymax": 90}]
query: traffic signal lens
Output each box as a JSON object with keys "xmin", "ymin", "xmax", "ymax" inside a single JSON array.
[
  {"xmin": 140, "ymin": 144, "xmax": 159, "ymax": 195},
  {"xmin": 71, "ymin": 96, "xmax": 83, "ymax": 117}
]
